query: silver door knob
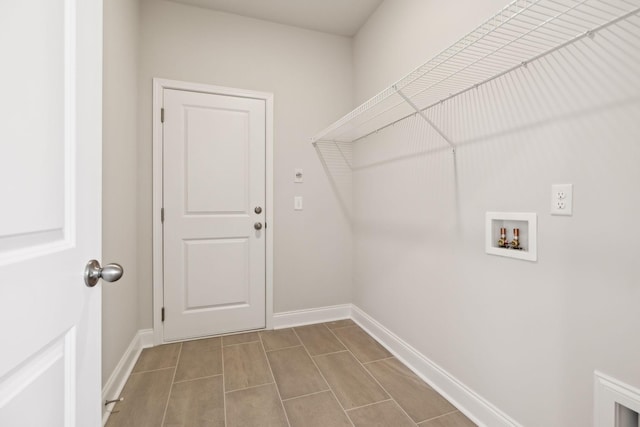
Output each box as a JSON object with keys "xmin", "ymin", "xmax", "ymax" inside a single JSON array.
[
  {"xmin": 84, "ymin": 260, "xmax": 124, "ymax": 287},
  {"xmin": 254, "ymin": 206, "xmax": 262, "ymax": 214},
  {"xmin": 254, "ymin": 222, "xmax": 263, "ymax": 230}
]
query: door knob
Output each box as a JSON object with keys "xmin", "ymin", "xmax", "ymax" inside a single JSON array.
[
  {"xmin": 254, "ymin": 206, "xmax": 262, "ymax": 214},
  {"xmin": 254, "ymin": 222, "xmax": 263, "ymax": 230},
  {"xmin": 84, "ymin": 260, "xmax": 124, "ymax": 287}
]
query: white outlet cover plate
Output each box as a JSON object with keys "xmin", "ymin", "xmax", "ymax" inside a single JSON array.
[
  {"xmin": 294, "ymin": 196, "xmax": 303, "ymax": 210},
  {"xmin": 551, "ymin": 184, "xmax": 573, "ymax": 216}
]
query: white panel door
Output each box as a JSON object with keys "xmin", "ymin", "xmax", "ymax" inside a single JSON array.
[
  {"xmin": 0, "ymin": 0, "xmax": 103, "ymax": 426},
  {"xmin": 163, "ymin": 89, "xmax": 266, "ymax": 341}
]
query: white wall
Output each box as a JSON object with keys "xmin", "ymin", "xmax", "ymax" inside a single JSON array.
[
  {"xmin": 353, "ymin": 0, "xmax": 509, "ymax": 104},
  {"xmin": 102, "ymin": 0, "xmax": 140, "ymax": 383},
  {"xmin": 137, "ymin": 0, "xmax": 354, "ymax": 328},
  {"xmin": 352, "ymin": 1, "xmax": 640, "ymax": 425}
]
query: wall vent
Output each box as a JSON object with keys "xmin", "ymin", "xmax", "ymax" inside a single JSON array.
[
  {"xmin": 616, "ymin": 403, "xmax": 639, "ymax": 427},
  {"xmin": 595, "ymin": 371, "xmax": 640, "ymax": 427}
]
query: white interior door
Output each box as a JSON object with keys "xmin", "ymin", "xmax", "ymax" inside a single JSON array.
[
  {"xmin": 0, "ymin": 1, "xmax": 103, "ymax": 426},
  {"xmin": 162, "ymin": 88, "xmax": 266, "ymax": 341}
]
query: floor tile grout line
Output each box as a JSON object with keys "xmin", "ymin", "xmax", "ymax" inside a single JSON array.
[
  {"xmin": 354, "ymin": 354, "xmax": 418, "ymax": 424},
  {"xmin": 222, "ymin": 339, "xmax": 261, "ymax": 348},
  {"xmin": 417, "ymin": 409, "xmax": 460, "ymax": 424},
  {"xmin": 324, "ymin": 323, "xmax": 391, "ymax": 403},
  {"xmin": 129, "ymin": 365, "xmax": 178, "ymax": 375},
  {"xmin": 224, "ymin": 380, "xmax": 276, "ymax": 394},
  {"xmin": 160, "ymin": 342, "xmax": 183, "ymax": 426},
  {"xmin": 264, "ymin": 344, "xmax": 304, "ymax": 353},
  {"xmin": 344, "ymin": 397, "xmax": 394, "ymax": 412},
  {"xmin": 172, "ymin": 372, "xmax": 223, "ymax": 384},
  {"xmin": 279, "ymin": 388, "xmax": 332, "ymax": 403},
  {"xmin": 309, "ymin": 349, "xmax": 350, "ymax": 358},
  {"xmin": 325, "ymin": 323, "xmax": 419, "ymax": 426},
  {"xmin": 330, "ymin": 325, "xmax": 393, "ymax": 364},
  {"xmin": 361, "ymin": 356, "xmax": 396, "ymax": 365},
  {"xmin": 221, "ymin": 343, "xmax": 227, "ymax": 427},
  {"xmin": 292, "ymin": 324, "xmax": 347, "ymax": 356},
  {"xmin": 292, "ymin": 327, "xmax": 356, "ymax": 427},
  {"xmin": 259, "ymin": 333, "xmax": 292, "ymax": 427}
]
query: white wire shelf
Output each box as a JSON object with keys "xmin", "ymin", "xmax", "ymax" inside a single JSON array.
[{"xmin": 310, "ymin": 0, "xmax": 640, "ymax": 145}]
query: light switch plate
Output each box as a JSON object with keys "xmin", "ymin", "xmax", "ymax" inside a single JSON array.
[
  {"xmin": 294, "ymin": 169, "xmax": 303, "ymax": 183},
  {"xmin": 551, "ymin": 184, "xmax": 573, "ymax": 216},
  {"xmin": 294, "ymin": 196, "xmax": 303, "ymax": 210}
]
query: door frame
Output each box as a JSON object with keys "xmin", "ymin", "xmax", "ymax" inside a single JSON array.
[{"xmin": 151, "ymin": 78, "xmax": 274, "ymax": 345}]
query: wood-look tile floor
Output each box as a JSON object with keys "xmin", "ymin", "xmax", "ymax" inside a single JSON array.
[{"xmin": 105, "ymin": 320, "xmax": 476, "ymax": 427}]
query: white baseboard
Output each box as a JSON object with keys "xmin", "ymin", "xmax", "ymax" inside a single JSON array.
[
  {"xmin": 102, "ymin": 329, "xmax": 154, "ymax": 426},
  {"xmin": 138, "ymin": 328, "xmax": 154, "ymax": 349},
  {"xmin": 272, "ymin": 304, "xmax": 351, "ymax": 329},
  {"xmin": 351, "ymin": 305, "xmax": 521, "ymax": 427}
]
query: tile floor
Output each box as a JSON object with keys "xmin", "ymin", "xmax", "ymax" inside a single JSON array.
[{"xmin": 105, "ymin": 319, "xmax": 476, "ymax": 427}]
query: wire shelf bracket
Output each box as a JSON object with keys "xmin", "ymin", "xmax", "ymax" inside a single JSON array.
[{"xmin": 394, "ymin": 85, "xmax": 456, "ymax": 150}]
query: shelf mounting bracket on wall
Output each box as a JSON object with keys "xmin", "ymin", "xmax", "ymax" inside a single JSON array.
[
  {"xmin": 333, "ymin": 141, "xmax": 353, "ymax": 170},
  {"xmin": 394, "ymin": 85, "xmax": 455, "ymax": 151}
]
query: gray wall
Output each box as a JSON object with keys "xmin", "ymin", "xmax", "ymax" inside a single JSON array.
[
  {"xmin": 136, "ymin": 0, "xmax": 355, "ymax": 329},
  {"xmin": 102, "ymin": 0, "xmax": 140, "ymax": 383},
  {"xmin": 352, "ymin": 0, "xmax": 640, "ymax": 425}
]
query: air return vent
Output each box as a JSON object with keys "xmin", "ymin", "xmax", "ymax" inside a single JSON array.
[{"xmin": 595, "ymin": 371, "xmax": 640, "ymax": 427}]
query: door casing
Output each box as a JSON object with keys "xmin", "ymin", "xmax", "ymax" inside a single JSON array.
[{"xmin": 152, "ymin": 78, "xmax": 274, "ymax": 345}]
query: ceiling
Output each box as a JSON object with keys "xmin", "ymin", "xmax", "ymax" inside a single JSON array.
[{"xmin": 164, "ymin": 0, "xmax": 384, "ymax": 37}]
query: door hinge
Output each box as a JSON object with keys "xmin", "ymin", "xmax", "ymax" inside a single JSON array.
[
  {"xmin": 161, "ymin": 108, "xmax": 165, "ymax": 123},
  {"xmin": 161, "ymin": 307, "xmax": 165, "ymax": 322},
  {"xmin": 161, "ymin": 208, "xmax": 164, "ymax": 223}
]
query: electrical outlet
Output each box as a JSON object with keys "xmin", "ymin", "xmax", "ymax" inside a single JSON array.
[{"xmin": 551, "ymin": 184, "xmax": 573, "ymax": 216}]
